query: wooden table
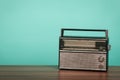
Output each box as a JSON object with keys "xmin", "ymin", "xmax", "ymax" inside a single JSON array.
[{"xmin": 0, "ymin": 66, "xmax": 119, "ymax": 80}]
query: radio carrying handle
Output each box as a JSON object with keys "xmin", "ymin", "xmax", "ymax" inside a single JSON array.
[{"xmin": 61, "ymin": 28, "xmax": 108, "ymax": 38}]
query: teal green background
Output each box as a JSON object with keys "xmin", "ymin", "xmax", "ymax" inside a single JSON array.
[{"xmin": 0, "ymin": 0, "xmax": 120, "ymax": 66}]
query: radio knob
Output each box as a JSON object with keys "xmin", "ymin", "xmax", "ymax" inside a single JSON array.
[
  {"xmin": 98, "ymin": 56, "xmax": 104, "ymax": 62},
  {"xmin": 98, "ymin": 64, "xmax": 104, "ymax": 69}
]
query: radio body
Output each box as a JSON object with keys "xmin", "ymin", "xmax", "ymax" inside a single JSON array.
[{"xmin": 59, "ymin": 29, "xmax": 110, "ymax": 71}]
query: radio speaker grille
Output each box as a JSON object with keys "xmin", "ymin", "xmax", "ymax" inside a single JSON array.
[{"xmin": 59, "ymin": 52, "xmax": 106, "ymax": 71}]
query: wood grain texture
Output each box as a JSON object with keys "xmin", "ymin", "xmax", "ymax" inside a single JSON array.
[{"xmin": 0, "ymin": 66, "xmax": 119, "ymax": 80}]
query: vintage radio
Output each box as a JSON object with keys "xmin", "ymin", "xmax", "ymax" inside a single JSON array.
[{"xmin": 59, "ymin": 28, "xmax": 110, "ymax": 71}]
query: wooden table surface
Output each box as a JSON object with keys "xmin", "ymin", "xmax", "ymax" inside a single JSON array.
[{"xmin": 0, "ymin": 66, "xmax": 119, "ymax": 80}]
